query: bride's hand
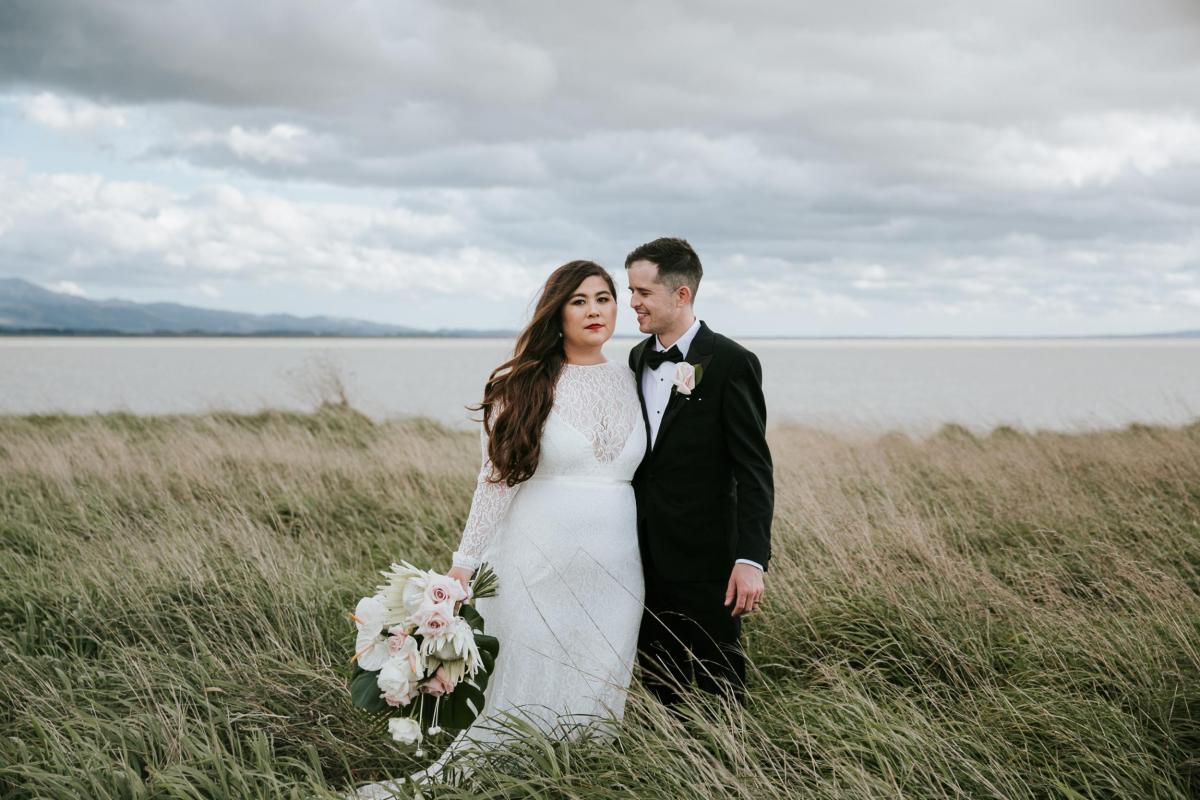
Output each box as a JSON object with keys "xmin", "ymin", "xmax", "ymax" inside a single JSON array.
[{"xmin": 447, "ymin": 566, "xmax": 473, "ymax": 611}]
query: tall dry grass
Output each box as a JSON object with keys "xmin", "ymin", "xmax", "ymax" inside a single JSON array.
[{"xmin": 1, "ymin": 407, "xmax": 1198, "ymax": 798}]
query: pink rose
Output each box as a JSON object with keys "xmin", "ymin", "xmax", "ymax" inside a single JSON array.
[
  {"xmin": 410, "ymin": 601, "xmax": 455, "ymax": 638},
  {"xmin": 672, "ymin": 362, "xmax": 696, "ymax": 395},
  {"xmin": 425, "ymin": 574, "xmax": 468, "ymax": 607},
  {"xmin": 386, "ymin": 631, "xmax": 408, "ymax": 655},
  {"xmin": 419, "ymin": 665, "xmax": 456, "ymax": 697}
]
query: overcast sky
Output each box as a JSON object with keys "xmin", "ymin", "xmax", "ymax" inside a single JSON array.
[{"xmin": 2, "ymin": 0, "xmax": 1199, "ymax": 336}]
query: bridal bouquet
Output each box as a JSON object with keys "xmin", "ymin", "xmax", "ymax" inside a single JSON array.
[{"xmin": 348, "ymin": 561, "xmax": 500, "ymax": 753}]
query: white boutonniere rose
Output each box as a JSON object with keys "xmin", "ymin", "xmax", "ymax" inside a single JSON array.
[{"xmin": 672, "ymin": 362, "xmax": 704, "ymax": 396}]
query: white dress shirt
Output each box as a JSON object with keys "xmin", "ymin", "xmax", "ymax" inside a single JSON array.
[
  {"xmin": 641, "ymin": 316, "xmax": 702, "ymax": 446},
  {"xmin": 640, "ymin": 317, "xmax": 763, "ymax": 573}
]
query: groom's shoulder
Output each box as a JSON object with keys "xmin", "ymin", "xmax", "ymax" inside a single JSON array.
[
  {"xmin": 711, "ymin": 329, "xmax": 744, "ymax": 353},
  {"xmin": 709, "ymin": 328, "xmax": 758, "ymax": 364},
  {"xmin": 708, "ymin": 330, "xmax": 764, "ymax": 385}
]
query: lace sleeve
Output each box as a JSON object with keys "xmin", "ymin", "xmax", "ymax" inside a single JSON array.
[{"xmin": 452, "ymin": 419, "xmax": 520, "ymax": 571}]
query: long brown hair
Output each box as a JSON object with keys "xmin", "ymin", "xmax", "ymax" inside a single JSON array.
[{"xmin": 471, "ymin": 260, "xmax": 617, "ymax": 486}]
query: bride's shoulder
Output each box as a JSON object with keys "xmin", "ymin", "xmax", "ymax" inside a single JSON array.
[
  {"xmin": 602, "ymin": 359, "xmax": 639, "ymax": 391},
  {"xmin": 613, "ymin": 359, "xmax": 638, "ymax": 380}
]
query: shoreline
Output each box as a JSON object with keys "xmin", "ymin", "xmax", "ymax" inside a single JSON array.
[
  {"xmin": 3, "ymin": 331, "xmax": 1199, "ymax": 342},
  {"xmin": 2, "ymin": 405, "xmax": 1196, "ymax": 442}
]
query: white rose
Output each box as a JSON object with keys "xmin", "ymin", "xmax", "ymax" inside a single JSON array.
[
  {"xmin": 382, "ymin": 685, "xmax": 418, "ymax": 707},
  {"xmin": 672, "ymin": 362, "xmax": 696, "ymax": 395},
  {"xmin": 387, "ymin": 716, "xmax": 422, "ymax": 746},
  {"xmin": 377, "ymin": 639, "xmax": 423, "ymax": 703}
]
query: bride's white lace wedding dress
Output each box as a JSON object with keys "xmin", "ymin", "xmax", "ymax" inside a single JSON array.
[{"xmin": 354, "ymin": 360, "xmax": 646, "ymax": 798}]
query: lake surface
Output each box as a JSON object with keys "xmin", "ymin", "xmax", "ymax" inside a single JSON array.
[{"xmin": 2, "ymin": 337, "xmax": 1197, "ymax": 434}]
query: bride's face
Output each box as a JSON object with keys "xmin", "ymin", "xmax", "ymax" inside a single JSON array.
[{"xmin": 560, "ymin": 275, "xmax": 617, "ymax": 350}]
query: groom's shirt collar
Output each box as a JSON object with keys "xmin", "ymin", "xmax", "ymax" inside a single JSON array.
[{"xmin": 655, "ymin": 316, "xmax": 701, "ymax": 357}]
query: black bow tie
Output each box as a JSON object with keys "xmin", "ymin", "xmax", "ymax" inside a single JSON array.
[{"xmin": 644, "ymin": 344, "xmax": 684, "ymax": 370}]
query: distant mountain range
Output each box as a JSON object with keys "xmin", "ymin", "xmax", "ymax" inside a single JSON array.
[
  {"xmin": 0, "ymin": 277, "xmax": 1196, "ymax": 338},
  {"xmin": 0, "ymin": 278, "xmax": 510, "ymax": 337}
]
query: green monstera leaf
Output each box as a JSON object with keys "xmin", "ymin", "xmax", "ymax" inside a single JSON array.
[
  {"xmin": 350, "ymin": 665, "xmax": 390, "ymax": 713},
  {"xmin": 458, "ymin": 603, "xmax": 486, "ymax": 634},
  {"xmin": 433, "ymin": 632, "xmax": 500, "ymax": 730}
]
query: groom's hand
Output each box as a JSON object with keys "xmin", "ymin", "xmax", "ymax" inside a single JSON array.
[{"xmin": 724, "ymin": 563, "xmax": 765, "ymax": 617}]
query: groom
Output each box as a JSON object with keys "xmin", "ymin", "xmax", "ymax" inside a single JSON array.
[{"xmin": 625, "ymin": 237, "xmax": 774, "ymax": 707}]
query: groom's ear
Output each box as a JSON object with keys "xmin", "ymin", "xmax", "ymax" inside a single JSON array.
[{"xmin": 676, "ymin": 284, "xmax": 694, "ymax": 306}]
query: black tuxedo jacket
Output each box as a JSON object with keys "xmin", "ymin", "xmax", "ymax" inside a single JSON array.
[{"xmin": 628, "ymin": 321, "xmax": 774, "ymax": 581}]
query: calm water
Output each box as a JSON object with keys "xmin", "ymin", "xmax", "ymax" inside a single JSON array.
[{"xmin": 1, "ymin": 337, "xmax": 1197, "ymax": 434}]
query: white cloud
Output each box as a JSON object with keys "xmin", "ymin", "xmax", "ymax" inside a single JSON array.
[
  {"xmin": 979, "ymin": 112, "xmax": 1200, "ymax": 189},
  {"xmin": 711, "ymin": 275, "xmax": 870, "ymax": 318},
  {"xmin": 185, "ymin": 123, "xmax": 320, "ymax": 165},
  {"xmin": 0, "ymin": 164, "xmax": 535, "ymax": 300},
  {"xmin": 228, "ymin": 123, "xmax": 309, "ymax": 164},
  {"xmin": 47, "ymin": 280, "xmax": 87, "ymax": 297},
  {"xmin": 852, "ymin": 265, "xmax": 889, "ymax": 290},
  {"xmin": 18, "ymin": 92, "xmax": 127, "ymax": 130}
]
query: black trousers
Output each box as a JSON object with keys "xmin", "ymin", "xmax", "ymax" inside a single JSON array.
[{"xmin": 637, "ymin": 562, "xmax": 747, "ymax": 707}]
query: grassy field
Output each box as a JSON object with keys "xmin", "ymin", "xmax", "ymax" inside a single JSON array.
[{"xmin": 2, "ymin": 405, "xmax": 1198, "ymax": 798}]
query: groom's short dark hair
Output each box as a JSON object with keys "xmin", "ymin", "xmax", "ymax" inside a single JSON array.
[{"xmin": 625, "ymin": 237, "xmax": 703, "ymax": 302}]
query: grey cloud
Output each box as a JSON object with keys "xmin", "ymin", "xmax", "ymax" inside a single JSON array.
[{"xmin": 0, "ymin": 1, "xmax": 557, "ymax": 111}]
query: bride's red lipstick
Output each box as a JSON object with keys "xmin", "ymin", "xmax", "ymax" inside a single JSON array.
[{"xmin": 585, "ymin": 323, "xmax": 604, "ymax": 330}]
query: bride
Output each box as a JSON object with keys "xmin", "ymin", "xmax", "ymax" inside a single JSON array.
[{"xmin": 355, "ymin": 260, "xmax": 646, "ymax": 797}]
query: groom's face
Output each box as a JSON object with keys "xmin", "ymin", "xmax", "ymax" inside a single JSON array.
[{"xmin": 627, "ymin": 259, "xmax": 684, "ymax": 335}]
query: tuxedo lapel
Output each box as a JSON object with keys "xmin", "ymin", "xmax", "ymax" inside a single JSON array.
[
  {"xmin": 629, "ymin": 335, "xmax": 654, "ymax": 459},
  {"xmin": 651, "ymin": 321, "xmax": 715, "ymax": 455}
]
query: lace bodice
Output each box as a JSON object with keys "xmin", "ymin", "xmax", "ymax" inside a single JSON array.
[{"xmin": 451, "ymin": 360, "xmax": 643, "ymax": 570}]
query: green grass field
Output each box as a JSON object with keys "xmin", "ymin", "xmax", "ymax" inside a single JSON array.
[{"xmin": 2, "ymin": 405, "xmax": 1198, "ymax": 798}]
